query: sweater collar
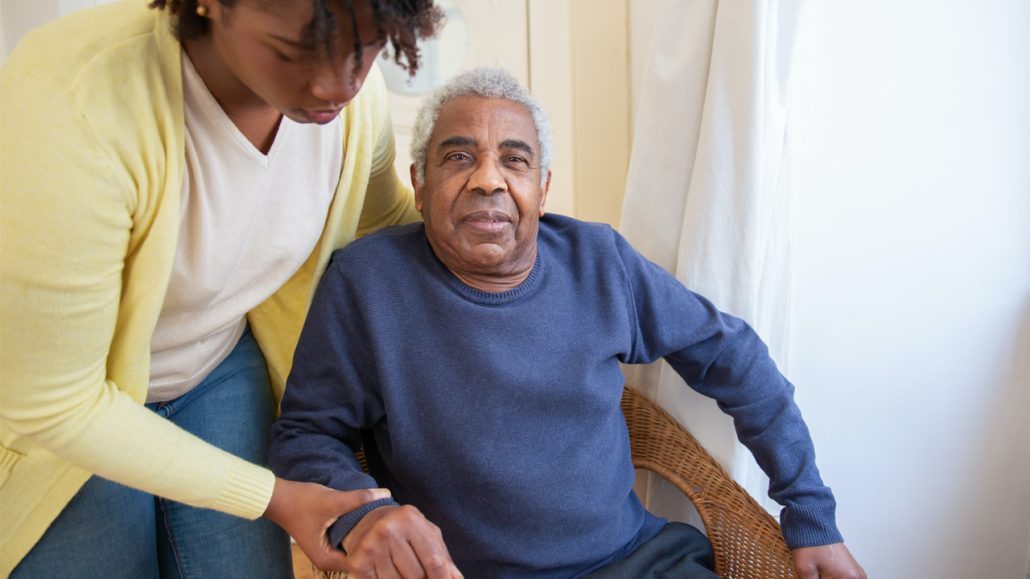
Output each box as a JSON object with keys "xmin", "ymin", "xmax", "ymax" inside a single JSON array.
[{"xmin": 423, "ymin": 231, "xmax": 545, "ymax": 305}]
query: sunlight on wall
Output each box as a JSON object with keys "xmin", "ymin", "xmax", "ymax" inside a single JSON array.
[{"xmin": 788, "ymin": 2, "xmax": 1030, "ymax": 577}]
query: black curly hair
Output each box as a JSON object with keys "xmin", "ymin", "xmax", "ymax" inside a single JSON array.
[{"xmin": 149, "ymin": 0, "xmax": 443, "ymax": 75}]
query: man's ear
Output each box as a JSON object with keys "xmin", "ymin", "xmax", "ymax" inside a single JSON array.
[
  {"xmin": 410, "ymin": 164, "xmax": 423, "ymax": 212},
  {"xmin": 539, "ymin": 170, "xmax": 551, "ymax": 216}
]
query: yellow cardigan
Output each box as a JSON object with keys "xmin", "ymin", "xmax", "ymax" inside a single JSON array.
[{"xmin": 0, "ymin": 2, "xmax": 417, "ymax": 574}]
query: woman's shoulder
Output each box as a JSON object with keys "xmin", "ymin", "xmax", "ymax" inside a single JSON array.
[{"xmin": 3, "ymin": 2, "xmax": 177, "ymax": 96}]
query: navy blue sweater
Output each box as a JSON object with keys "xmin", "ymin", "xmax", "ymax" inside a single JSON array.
[{"xmin": 269, "ymin": 214, "xmax": 841, "ymax": 577}]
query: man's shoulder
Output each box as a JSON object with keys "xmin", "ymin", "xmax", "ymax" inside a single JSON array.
[
  {"xmin": 540, "ymin": 213, "xmax": 626, "ymax": 255},
  {"xmin": 540, "ymin": 213, "xmax": 615, "ymax": 240},
  {"xmin": 539, "ymin": 214, "xmax": 656, "ymax": 289}
]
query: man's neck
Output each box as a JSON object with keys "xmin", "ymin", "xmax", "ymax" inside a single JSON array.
[
  {"xmin": 441, "ymin": 245, "xmax": 538, "ymax": 294},
  {"xmin": 451, "ymin": 267, "xmax": 533, "ymax": 293}
]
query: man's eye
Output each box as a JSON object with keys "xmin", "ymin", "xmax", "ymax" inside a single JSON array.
[
  {"xmin": 505, "ymin": 156, "xmax": 529, "ymax": 165},
  {"xmin": 274, "ymin": 50, "xmax": 296, "ymax": 63},
  {"xmin": 445, "ymin": 152, "xmax": 471, "ymax": 162}
]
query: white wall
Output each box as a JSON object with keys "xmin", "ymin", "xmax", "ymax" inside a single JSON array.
[
  {"xmin": 0, "ymin": 5, "xmax": 6, "ymax": 66},
  {"xmin": 788, "ymin": 2, "xmax": 1030, "ymax": 577},
  {"xmin": 1, "ymin": 0, "xmax": 116, "ymax": 61}
]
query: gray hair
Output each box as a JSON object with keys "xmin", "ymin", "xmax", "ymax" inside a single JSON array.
[{"xmin": 410, "ymin": 66, "xmax": 553, "ymax": 187}]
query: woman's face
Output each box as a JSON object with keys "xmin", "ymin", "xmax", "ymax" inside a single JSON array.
[{"xmin": 203, "ymin": 0, "xmax": 385, "ymax": 124}]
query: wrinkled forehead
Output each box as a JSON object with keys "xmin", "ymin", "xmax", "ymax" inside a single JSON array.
[{"xmin": 432, "ymin": 96, "xmax": 540, "ymax": 152}]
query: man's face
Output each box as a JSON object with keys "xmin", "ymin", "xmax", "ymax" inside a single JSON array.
[{"xmin": 414, "ymin": 96, "xmax": 551, "ymax": 287}]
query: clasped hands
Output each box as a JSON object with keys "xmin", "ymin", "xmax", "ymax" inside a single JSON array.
[
  {"xmin": 263, "ymin": 477, "xmax": 461, "ymax": 579},
  {"xmin": 340, "ymin": 503, "xmax": 463, "ymax": 578}
]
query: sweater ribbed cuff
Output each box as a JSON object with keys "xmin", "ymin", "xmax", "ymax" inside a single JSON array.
[
  {"xmin": 328, "ymin": 498, "xmax": 399, "ymax": 550},
  {"xmin": 215, "ymin": 462, "xmax": 276, "ymax": 520},
  {"xmin": 779, "ymin": 502, "xmax": 844, "ymax": 549}
]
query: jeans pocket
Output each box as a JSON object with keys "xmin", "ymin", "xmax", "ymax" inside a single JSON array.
[{"xmin": 0, "ymin": 443, "xmax": 26, "ymax": 488}]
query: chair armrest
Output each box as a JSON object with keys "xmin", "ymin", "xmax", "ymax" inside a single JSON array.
[{"xmin": 622, "ymin": 386, "xmax": 798, "ymax": 579}]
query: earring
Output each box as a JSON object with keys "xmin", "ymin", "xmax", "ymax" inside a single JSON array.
[{"xmin": 196, "ymin": 4, "xmax": 209, "ymax": 17}]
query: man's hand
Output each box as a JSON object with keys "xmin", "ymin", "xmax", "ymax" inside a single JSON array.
[
  {"xmin": 342, "ymin": 504, "xmax": 463, "ymax": 579},
  {"xmin": 793, "ymin": 543, "xmax": 866, "ymax": 579},
  {"xmin": 262, "ymin": 477, "xmax": 391, "ymax": 572}
]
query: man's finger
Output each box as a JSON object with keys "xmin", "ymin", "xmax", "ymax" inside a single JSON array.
[
  {"xmin": 372, "ymin": 558, "xmax": 404, "ymax": 579},
  {"xmin": 407, "ymin": 526, "xmax": 454, "ymax": 579},
  {"xmin": 388, "ymin": 540, "xmax": 427, "ymax": 579},
  {"xmin": 310, "ymin": 544, "xmax": 350, "ymax": 572}
]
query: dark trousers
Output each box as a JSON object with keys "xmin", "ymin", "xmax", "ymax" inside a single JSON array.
[{"xmin": 583, "ymin": 523, "xmax": 719, "ymax": 579}]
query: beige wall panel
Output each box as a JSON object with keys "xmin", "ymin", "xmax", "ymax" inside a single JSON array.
[
  {"xmin": 527, "ymin": 0, "xmax": 631, "ymax": 226},
  {"xmin": 527, "ymin": 0, "xmax": 575, "ymax": 217},
  {"xmin": 570, "ymin": 0, "xmax": 630, "ymax": 227}
]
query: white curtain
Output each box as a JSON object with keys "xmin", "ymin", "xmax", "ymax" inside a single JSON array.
[{"xmin": 620, "ymin": 0, "xmax": 804, "ymax": 519}]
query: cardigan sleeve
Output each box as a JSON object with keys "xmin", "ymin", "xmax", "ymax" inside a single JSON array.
[
  {"xmin": 0, "ymin": 63, "xmax": 274, "ymax": 519},
  {"xmin": 355, "ymin": 70, "xmax": 421, "ymax": 237}
]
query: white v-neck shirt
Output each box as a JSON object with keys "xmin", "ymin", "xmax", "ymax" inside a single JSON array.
[{"xmin": 147, "ymin": 53, "xmax": 343, "ymax": 403}]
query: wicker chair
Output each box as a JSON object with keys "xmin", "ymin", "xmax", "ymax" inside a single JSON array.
[
  {"xmin": 620, "ymin": 386, "xmax": 797, "ymax": 578},
  {"xmin": 316, "ymin": 387, "xmax": 797, "ymax": 579}
]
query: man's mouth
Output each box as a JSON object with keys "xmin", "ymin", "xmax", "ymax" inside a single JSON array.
[{"xmin": 463, "ymin": 210, "xmax": 512, "ymax": 233}]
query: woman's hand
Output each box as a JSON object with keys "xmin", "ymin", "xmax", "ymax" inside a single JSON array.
[{"xmin": 262, "ymin": 477, "xmax": 390, "ymax": 572}]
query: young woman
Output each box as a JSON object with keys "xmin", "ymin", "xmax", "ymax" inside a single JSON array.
[{"xmin": 0, "ymin": 1, "xmax": 450, "ymax": 576}]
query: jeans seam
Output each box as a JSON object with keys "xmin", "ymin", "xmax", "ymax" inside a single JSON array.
[{"xmin": 158, "ymin": 497, "xmax": 189, "ymax": 579}]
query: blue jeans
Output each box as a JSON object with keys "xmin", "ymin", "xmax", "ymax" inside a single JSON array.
[{"xmin": 12, "ymin": 328, "xmax": 293, "ymax": 578}]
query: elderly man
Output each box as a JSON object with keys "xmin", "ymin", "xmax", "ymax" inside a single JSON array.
[{"xmin": 269, "ymin": 67, "xmax": 865, "ymax": 579}]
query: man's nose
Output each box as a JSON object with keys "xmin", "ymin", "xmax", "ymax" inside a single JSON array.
[
  {"xmin": 468, "ymin": 157, "xmax": 507, "ymax": 195},
  {"xmin": 311, "ymin": 64, "xmax": 362, "ymax": 105}
]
